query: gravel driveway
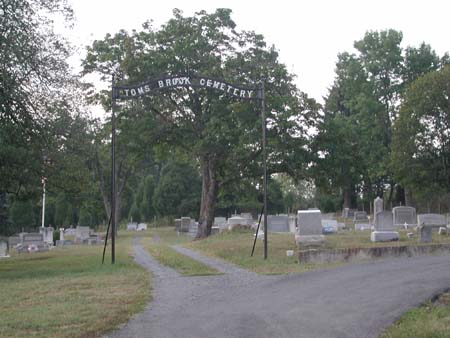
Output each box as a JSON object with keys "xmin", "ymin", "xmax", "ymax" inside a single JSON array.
[{"xmin": 105, "ymin": 238, "xmax": 450, "ymax": 338}]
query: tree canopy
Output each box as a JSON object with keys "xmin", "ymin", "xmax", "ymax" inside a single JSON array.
[{"xmin": 83, "ymin": 8, "xmax": 319, "ymax": 236}]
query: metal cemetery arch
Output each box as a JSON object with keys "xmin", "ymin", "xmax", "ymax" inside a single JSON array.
[{"xmin": 108, "ymin": 73, "xmax": 267, "ymax": 263}]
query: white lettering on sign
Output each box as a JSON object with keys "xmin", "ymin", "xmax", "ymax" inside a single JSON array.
[{"xmin": 119, "ymin": 76, "xmax": 253, "ymax": 99}]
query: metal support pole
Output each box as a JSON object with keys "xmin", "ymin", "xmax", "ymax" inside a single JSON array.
[
  {"xmin": 111, "ymin": 74, "xmax": 116, "ymax": 265},
  {"xmin": 260, "ymin": 81, "xmax": 268, "ymax": 260},
  {"xmin": 251, "ymin": 204, "xmax": 265, "ymax": 257},
  {"xmin": 41, "ymin": 177, "xmax": 46, "ymax": 228}
]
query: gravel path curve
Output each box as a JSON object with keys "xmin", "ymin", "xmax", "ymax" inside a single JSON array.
[{"xmin": 105, "ymin": 238, "xmax": 450, "ymax": 338}]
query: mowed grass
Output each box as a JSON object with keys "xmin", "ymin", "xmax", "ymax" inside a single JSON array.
[
  {"xmin": 380, "ymin": 292, "xmax": 450, "ymax": 338},
  {"xmin": 0, "ymin": 231, "xmax": 150, "ymax": 338},
  {"xmin": 182, "ymin": 227, "xmax": 450, "ymax": 274},
  {"xmin": 184, "ymin": 228, "xmax": 312, "ymax": 274},
  {"xmin": 143, "ymin": 227, "xmax": 220, "ymax": 276}
]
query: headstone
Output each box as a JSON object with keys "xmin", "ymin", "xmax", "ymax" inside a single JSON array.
[
  {"xmin": 175, "ymin": 219, "xmax": 181, "ymax": 231},
  {"xmin": 240, "ymin": 213, "xmax": 253, "ymax": 221},
  {"xmin": 407, "ymin": 232, "xmax": 415, "ymax": 239},
  {"xmin": 59, "ymin": 228, "xmax": 65, "ymax": 241},
  {"xmin": 214, "ymin": 217, "xmax": 227, "ymax": 231},
  {"xmin": 353, "ymin": 211, "xmax": 368, "ymax": 222},
  {"xmin": 417, "ymin": 214, "xmax": 446, "ymax": 243},
  {"xmin": 267, "ymin": 215, "xmax": 289, "ymax": 232},
  {"xmin": 373, "ymin": 197, "xmax": 383, "ymax": 224},
  {"xmin": 127, "ymin": 223, "xmax": 137, "ymax": 231},
  {"xmin": 64, "ymin": 228, "xmax": 76, "ymax": 237},
  {"xmin": 295, "ymin": 209, "xmax": 325, "ymax": 247},
  {"xmin": 0, "ymin": 238, "xmax": 9, "ymax": 257},
  {"xmin": 39, "ymin": 227, "xmax": 54, "ymax": 245},
  {"xmin": 180, "ymin": 217, "xmax": 191, "ymax": 232},
  {"xmin": 17, "ymin": 233, "xmax": 49, "ymax": 253},
  {"xmin": 342, "ymin": 208, "xmax": 356, "ymax": 219},
  {"xmin": 227, "ymin": 216, "xmax": 249, "ymax": 230},
  {"xmin": 288, "ymin": 215, "xmax": 297, "ymax": 233},
  {"xmin": 188, "ymin": 221, "xmax": 198, "ymax": 237},
  {"xmin": 137, "ymin": 223, "xmax": 147, "ymax": 231},
  {"xmin": 8, "ymin": 235, "xmax": 20, "ymax": 248},
  {"xmin": 393, "ymin": 206, "xmax": 417, "ymax": 228},
  {"xmin": 370, "ymin": 211, "xmax": 399, "ymax": 242},
  {"xmin": 438, "ymin": 227, "xmax": 447, "ymax": 235},
  {"xmin": 321, "ymin": 219, "xmax": 338, "ymax": 230},
  {"xmin": 75, "ymin": 226, "xmax": 90, "ymax": 244},
  {"xmin": 87, "ymin": 234, "xmax": 104, "ymax": 245}
]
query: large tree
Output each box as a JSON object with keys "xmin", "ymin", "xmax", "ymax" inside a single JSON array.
[
  {"xmin": 0, "ymin": 0, "xmax": 75, "ymax": 193},
  {"xmin": 316, "ymin": 29, "xmax": 448, "ymax": 209},
  {"xmin": 392, "ymin": 66, "xmax": 450, "ymax": 206},
  {"xmin": 83, "ymin": 9, "xmax": 318, "ymax": 237}
]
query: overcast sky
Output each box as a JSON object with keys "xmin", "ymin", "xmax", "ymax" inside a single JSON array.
[{"xmin": 66, "ymin": 0, "xmax": 449, "ymax": 105}]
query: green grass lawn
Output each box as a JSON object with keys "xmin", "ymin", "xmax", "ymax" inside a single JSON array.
[
  {"xmin": 180, "ymin": 226, "xmax": 450, "ymax": 274},
  {"xmin": 380, "ymin": 292, "xmax": 450, "ymax": 338},
  {"xmin": 143, "ymin": 227, "xmax": 221, "ymax": 276},
  {"xmin": 0, "ymin": 231, "xmax": 150, "ymax": 338}
]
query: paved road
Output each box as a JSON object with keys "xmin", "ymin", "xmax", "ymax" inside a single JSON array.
[{"xmin": 105, "ymin": 239, "xmax": 450, "ymax": 338}]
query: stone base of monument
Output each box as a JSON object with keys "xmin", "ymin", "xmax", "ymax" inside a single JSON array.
[
  {"xmin": 370, "ymin": 231, "xmax": 399, "ymax": 242},
  {"xmin": 295, "ymin": 234, "xmax": 325, "ymax": 248},
  {"xmin": 298, "ymin": 243, "xmax": 450, "ymax": 264}
]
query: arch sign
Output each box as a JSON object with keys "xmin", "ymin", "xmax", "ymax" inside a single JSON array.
[
  {"xmin": 105, "ymin": 74, "xmax": 268, "ymax": 265},
  {"xmin": 113, "ymin": 74, "xmax": 258, "ymax": 100}
]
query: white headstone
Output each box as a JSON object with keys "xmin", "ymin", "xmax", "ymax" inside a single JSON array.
[
  {"xmin": 321, "ymin": 219, "xmax": 338, "ymax": 230},
  {"xmin": 75, "ymin": 226, "xmax": 90, "ymax": 243},
  {"xmin": 353, "ymin": 211, "xmax": 368, "ymax": 222},
  {"xmin": 373, "ymin": 197, "xmax": 383, "ymax": 224},
  {"xmin": 64, "ymin": 228, "xmax": 76, "ymax": 236},
  {"xmin": 214, "ymin": 217, "xmax": 227, "ymax": 230},
  {"xmin": 393, "ymin": 206, "xmax": 417, "ymax": 228},
  {"xmin": 227, "ymin": 216, "xmax": 248, "ymax": 230},
  {"xmin": 39, "ymin": 227, "xmax": 54, "ymax": 245},
  {"xmin": 137, "ymin": 223, "xmax": 147, "ymax": 231},
  {"xmin": 180, "ymin": 217, "xmax": 191, "ymax": 232},
  {"xmin": 288, "ymin": 215, "xmax": 297, "ymax": 233},
  {"xmin": 417, "ymin": 214, "xmax": 447, "ymax": 243},
  {"xmin": 59, "ymin": 228, "xmax": 65, "ymax": 241},
  {"xmin": 267, "ymin": 215, "xmax": 289, "ymax": 232},
  {"xmin": 295, "ymin": 210, "xmax": 325, "ymax": 247},
  {"xmin": 0, "ymin": 239, "xmax": 9, "ymax": 257},
  {"xmin": 371, "ymin": 211, "xmax": 399, "ymax": 242},
  {"xmin": 240, "ymin": 213, "xmax": 253, "ymax": 220},
  {"xmin": 417, "ymin": 214, "xmax": 446, "ymax": 227},
  {"xmin": 175, "ymin": 219, "xmax": 181, "ymax": 231},
  {"xmin": 127, "ymin": 223, "xmax": 137, "ymax": 231},
  {"xmin": 297, "ymin": 210, "xmax": 323, "ymax": 235}
]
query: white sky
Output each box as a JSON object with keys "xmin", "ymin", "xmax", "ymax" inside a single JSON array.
[{"xmin": 66, "ymin": 0, "xmax": 450, "ymax": 108}]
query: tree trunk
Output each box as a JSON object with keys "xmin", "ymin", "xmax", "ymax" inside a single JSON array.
[
  {"xmin": 197, "ymin": 156, "xmax": 219, "ymax": 238},
  {"xmin": 404, "ymin": 187, "xmax": 413, "ymax": 207},
  {"xmin": 343, "ymin": 187, "xmax": 352, "ymax": 209}
]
